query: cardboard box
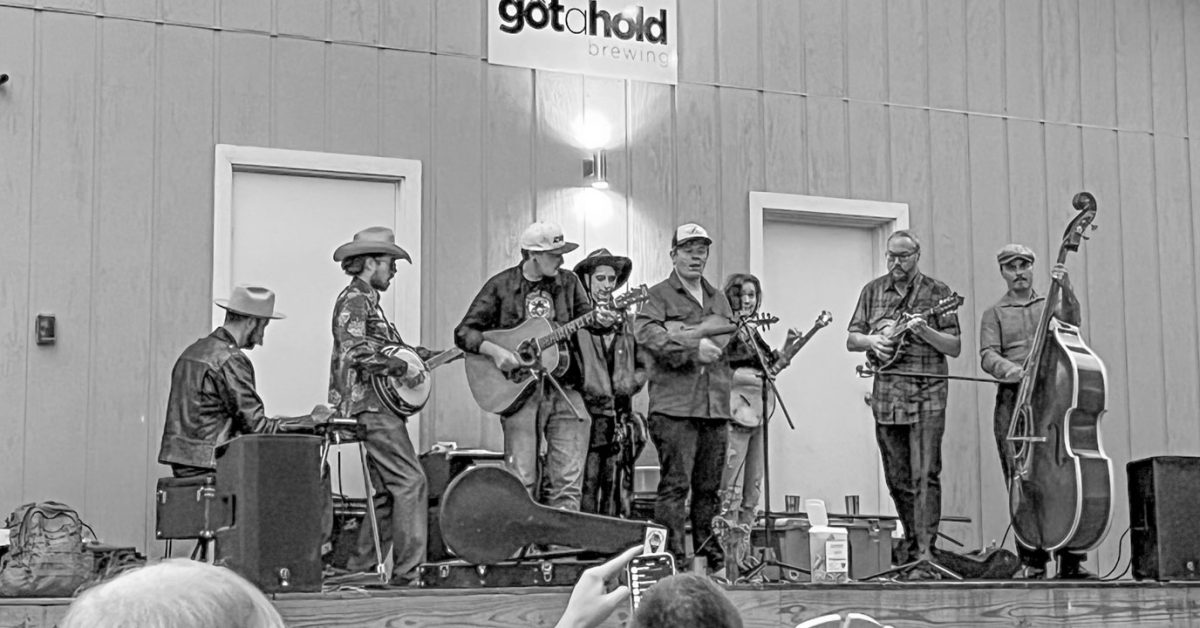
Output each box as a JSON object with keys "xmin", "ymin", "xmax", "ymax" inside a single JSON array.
[{"xmin": 752, "ymin": 517, "xmax": 896, "ymax": 580}]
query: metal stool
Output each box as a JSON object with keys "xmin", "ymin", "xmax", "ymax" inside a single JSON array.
[{"xmin": 320, "ymin": 417, "xmax": 388, "ymax": 584}]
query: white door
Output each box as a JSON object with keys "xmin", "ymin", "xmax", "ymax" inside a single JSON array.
[
  {"xmin": 214, "ymin": 147, "xmax": 422, "ymax": 498},
  {"xmin": 760, "ymin": 219, "xmax": 891, "ymax": 517}
]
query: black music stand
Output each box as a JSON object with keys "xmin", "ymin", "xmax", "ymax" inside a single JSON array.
[{"xmin": 723, "ymin": 315, "xmax": 803, "ymax": 583}]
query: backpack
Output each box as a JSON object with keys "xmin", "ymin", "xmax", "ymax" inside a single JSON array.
[{"xmin": 0, "ymin": 501, "xmax": 94, "ymax": 597}]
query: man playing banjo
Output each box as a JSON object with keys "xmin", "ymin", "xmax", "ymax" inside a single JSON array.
[{"xmin": 329, "ymin": 226, "xmax": 438, "ymax": 586}]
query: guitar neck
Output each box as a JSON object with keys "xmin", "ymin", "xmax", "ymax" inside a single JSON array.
[
  {"xmin": 536, "ymin": 312, "xmax": 596, "ymax": 350},
  {"xmin": 426, "ymin": 348, "xmax": 464, "ymax": 370}
]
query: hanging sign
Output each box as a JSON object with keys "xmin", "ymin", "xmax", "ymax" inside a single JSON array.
[{"xmin": 488, "ymin": 0, "xmax": 678, "ymax": 85}]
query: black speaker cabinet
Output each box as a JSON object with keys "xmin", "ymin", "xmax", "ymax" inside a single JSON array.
[
  {"xmin": 1127, "ymin": 456, "xmax": 1200, "ymax": 581},
  {"xmin": 215, "ymin": 434, "xmax": 324, "ymax": 592}
]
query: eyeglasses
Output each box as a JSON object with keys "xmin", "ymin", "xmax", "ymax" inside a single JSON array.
[{"xmin": 886, "ymin": 250, "xmax": 918, "ymax": 262}]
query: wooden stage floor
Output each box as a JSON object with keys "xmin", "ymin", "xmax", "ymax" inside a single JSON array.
[{"xmin": 6, "ymin": 579, "xmax": 1200, "ymax": 627}]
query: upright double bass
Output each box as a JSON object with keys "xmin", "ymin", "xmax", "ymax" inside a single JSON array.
[{"xmin": 1008, "ymin": 192, "xmax": 1113, "ymax": 555}]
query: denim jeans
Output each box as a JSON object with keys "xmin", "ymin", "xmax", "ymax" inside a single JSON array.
[
  {"xmin": 502, "ymin": 386, "xmax": 591, "ymax": 510},
  {"xmin": 875, "ymin": 415, "xmax": 944, "ymax": 561},
  {"xmin": 720, "ymin": 424, "xmax": 763, "ymax": 526},
  {"xmin": 648, "ymin": 413, "xmax": 727, "ymax": 567},
  {"xmin": 346, "ymin": 412, "xmax": 428, "ymax": 581}
]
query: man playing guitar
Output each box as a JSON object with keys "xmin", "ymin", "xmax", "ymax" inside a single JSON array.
[
  {"xmin": 454, "ymin": 222, "xmax": 617, "ymax": 512},
  {"xmin": 846, "ymin": 229, "xmax": 961, "ymax": 578},
  {"xmin": 329, "ymin": 226, "xmax": 438, "ymax": 586}
]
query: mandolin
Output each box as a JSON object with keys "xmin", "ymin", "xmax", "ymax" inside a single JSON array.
[{"xmin": 866, "ymin": 293, "xmax": 964, "ymax": 370}]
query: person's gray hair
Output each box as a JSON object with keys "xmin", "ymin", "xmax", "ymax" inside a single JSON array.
[
  {"xmin": 887, "ymin": 229, "xmax": 921, "ymax": 250},
  {"xmin": 60, "ymin": 560, "xmax": 285, "ymax": 628}
]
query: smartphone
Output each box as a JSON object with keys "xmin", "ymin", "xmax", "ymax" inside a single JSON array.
[{"xmin": 627, "ymin": 553, "xmax": 676, "ymax": 612}]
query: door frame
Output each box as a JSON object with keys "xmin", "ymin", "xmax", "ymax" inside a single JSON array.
[
  {"xmin": 748, "ymin": 191, "xmax": 909, "ymax": 279},
  {"xmin": 212, "ymin": 144, "xmax": 422, "ymax": 332}
]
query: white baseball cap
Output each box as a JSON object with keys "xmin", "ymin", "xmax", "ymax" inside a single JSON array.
[
  {"xmin": 672, "ymin": 223, "xmax": 713, "ymax": 248},
  {"xmin": 519, "ymin": 221, "xmax": 579, "ymax": 254}
]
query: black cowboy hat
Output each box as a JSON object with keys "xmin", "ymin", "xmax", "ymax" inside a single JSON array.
[{"xmin": 573, "ymin": 248, "xmax": 632, "ymax": 289}]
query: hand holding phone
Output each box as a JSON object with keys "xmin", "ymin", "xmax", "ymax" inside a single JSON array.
[
  {"xmin": 554, "ymin": 545, "xmax": 643, "ymax": 628},
  {"xmin": 627, "ymin": 552, "xmax": 677, "ymax": 612}
]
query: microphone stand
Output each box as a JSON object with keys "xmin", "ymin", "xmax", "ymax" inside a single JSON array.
[{"xmin": 732, "ymin": 315, "xmax": 803, "ymax": 582}]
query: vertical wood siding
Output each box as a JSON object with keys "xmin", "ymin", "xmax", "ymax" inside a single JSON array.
[{"xmin": 0, "ymin": 1, "xmax": 1196, "ymax": 569}]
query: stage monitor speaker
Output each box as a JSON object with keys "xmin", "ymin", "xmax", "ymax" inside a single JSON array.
[
  {"xmin": 215, "ymin": 434, "xmax": 324, "ymax": 592},
  {"xmin": 1127, "ymin": 456, "xmax": 1200, "ymax": 581}
]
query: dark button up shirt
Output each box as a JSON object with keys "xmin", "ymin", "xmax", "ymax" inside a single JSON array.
[
  {"xmin": 329, "ymin": 277, "xmax": 430, "ymax": 418},
  {"xmin": 454, "ymin": 265, "xmax": 595, "ymax": 388},
  {"xmin": 634, "ymin": 271, "xmax": 734, "ymax": 421},
  {"xmin": 980, "ymin": 289, "xmax": 1081, "ymax": 381},
  {"xmin": 158, "ymin": 327, "xmax": 266, "ymax": 470},
  {"xmin": 848, "ymin": 272, "xmax": 960, "ymax": 425}
]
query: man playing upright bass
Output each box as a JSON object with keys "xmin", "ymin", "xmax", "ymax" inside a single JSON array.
[{"xmin": 980, "ymin": 243, "xmax": 1092, "ymax": 580}]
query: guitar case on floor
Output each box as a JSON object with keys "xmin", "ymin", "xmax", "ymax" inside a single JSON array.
[{"xmin": 418, "ymin": 466, "xmax": 655, "ymax": 588}]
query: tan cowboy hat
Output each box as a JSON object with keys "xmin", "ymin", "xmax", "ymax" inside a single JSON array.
[
  {"xmin": 214, "ymin": 285, "xmax": 286, "ymax": 319},
  {"xmin": 573, "ymin": 248, "xmax": 632, "ymax": 289},
  {"xmin": 332, "ymin": 226, "xmax": 413, "ymax": 263}
]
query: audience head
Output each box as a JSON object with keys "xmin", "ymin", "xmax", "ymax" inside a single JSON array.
[
  {"xmin": 632, "ymin": 573, "xmax": 743, "ymax": 628},
  {"xmin": 60, "ymin": 559, "xmax": 285, "ymax": 628}
]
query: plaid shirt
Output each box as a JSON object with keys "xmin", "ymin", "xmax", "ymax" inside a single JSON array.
[
  {"xmin": 329, "ymin": 277, "xmax": 431, "ymax": 418},
  {"xmin": 848, "ymin": 272, "xmax": 960, "ymax": 425}
]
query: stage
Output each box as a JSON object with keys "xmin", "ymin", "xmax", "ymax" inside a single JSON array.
[{"xmin": 6, "ymin": 579, "xmax": 1199, "ymax": 627}]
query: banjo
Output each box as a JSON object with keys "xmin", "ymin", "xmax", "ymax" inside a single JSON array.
[{"xmin": 373, "ymin": 346, "xmax": 463, "ymax": 416}]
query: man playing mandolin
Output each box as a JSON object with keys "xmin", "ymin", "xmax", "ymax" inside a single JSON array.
[
  {"xmin": 980, "ymin": 243, "xmax": 1090, "ymax": 579},
  {"xmin": 633, "ymin": 223, "xmax": 735, "ymax": 572},
  {"xmin": 847, "ymin": 229, "xmax": 961, "ymax": 578},
  {"xmin": 329, "ymin": 226, "xmax": 438, "ymax": 586},
  {"xmin": 454, "ymin": 222, "xmax": 617, "ymax": 513}
]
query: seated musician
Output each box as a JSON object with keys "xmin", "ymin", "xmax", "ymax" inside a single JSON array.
[
  {"xmin": 158, "ymin": 285, "xmax": 294, "ymax": 478},
  {"xmin": 846, "ymin": 230, "xmax": 961, "ymax": 577},
  {"xmin": 980, "ymin": 243, "xmax": 1089, "ymax": 580},
  {"xmin": 454, "ymin": 222, "xmax": 616, "ymax": 512},
  {"xmin": 718, "ymin": 274, "xmax": 793, "ymax": 532},
  {"xmin": 633, "ymin": 223, "xmax": 734, "ymax": 572},
  {"xmin": 329, "ymin": 226, "xmax": 437, "ymax": 586},
  {"xmin": 573, "ymin": 249, "xmax": 647, "ymax": 517}
]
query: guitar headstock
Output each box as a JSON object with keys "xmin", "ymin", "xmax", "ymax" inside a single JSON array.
[
  {"xmin": 814, "ymin": 310, "xmax": 833, "ymax": 329},
  {"xmin": 611, "ymin": 284, "xmax": 650, "ymax": 310},
  {"xmin": 746, "ymin": 312, "xmax": 780, "ymax": 330}
]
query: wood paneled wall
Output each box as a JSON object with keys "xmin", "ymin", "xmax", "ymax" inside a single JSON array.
[{"xmin": 1, "ymin": 0, "xmax": 1198, "ymax": 571}]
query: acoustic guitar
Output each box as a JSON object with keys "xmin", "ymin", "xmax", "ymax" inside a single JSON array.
[
  {"xmin": 464, "ymin": 286, "xmax": 650, "ymax": 415},
  {"xmin": 729, "ymin": 310, "xmax": 832, "ymax": 428},
  {"xmin": 865, "ymin": 293, "xmax": 964, "ymax": 370},
  {"xmin": 439, "ymin": 465, "xmax": 652, "ymax": 564},
  {"xmin": 373, "ymin": 346, "xmax": 464, "ymax": 416}
]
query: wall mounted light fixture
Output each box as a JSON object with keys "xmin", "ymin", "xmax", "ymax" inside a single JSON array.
[{"xmin": 583, "ymin": 149, "xmax": 608, "ymax": 189}]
